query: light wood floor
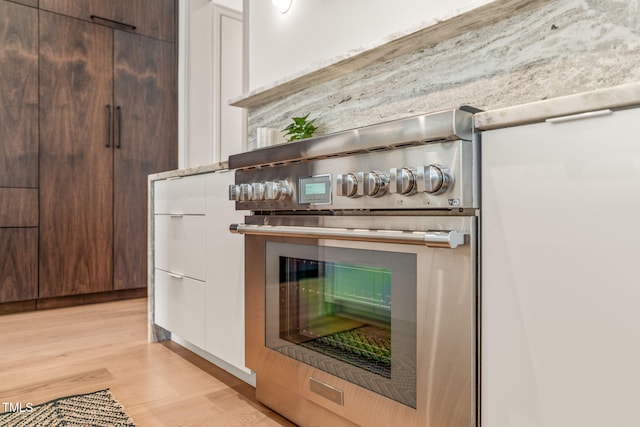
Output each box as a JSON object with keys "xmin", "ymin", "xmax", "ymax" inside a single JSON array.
[{"xmin": 0, "ymin": 298, "xmax": 296, "ymax": 426}]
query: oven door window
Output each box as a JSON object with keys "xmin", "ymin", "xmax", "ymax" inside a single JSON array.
[{"xmin": 265, "ymin": 241, "xmax": 417, "ymax": 408}]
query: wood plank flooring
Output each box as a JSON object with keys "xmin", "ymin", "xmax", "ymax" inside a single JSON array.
[{"xmin": 0, "ymin": 298, "xmax": 296, "ymax": 426}]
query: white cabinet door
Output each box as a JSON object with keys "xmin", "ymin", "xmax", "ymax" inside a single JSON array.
[
  {"xmin": 204, "ymin": 170, "xmax": 250, "ymax": 374},
  {"xmin": 154, "ymin": 269, "xmax": 206, "ymax": 348},
  {"xmin": 216, "ymin": 7, "xmax": 244, "ymax": 160},
  {"xmin": 481, "ymin": 108, "xmax": 640, "ymax": 427},
  {"xmin": 182, "ymin": 3, "xmax": 243, "ymax": 167}
]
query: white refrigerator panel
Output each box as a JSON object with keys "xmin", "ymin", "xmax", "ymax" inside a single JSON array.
[{"xmin": 481, "ymin": 107, "xmax": 640, "ymax": 427}]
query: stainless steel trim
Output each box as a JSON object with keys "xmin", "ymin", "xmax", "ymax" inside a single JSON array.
[
  {"xmin": 229, "ymin": 223, "xmax": 467, "ymax": 248},
  {"xmin": 228, "ymin": 108, "xmax": 473, "ymax": 170}
]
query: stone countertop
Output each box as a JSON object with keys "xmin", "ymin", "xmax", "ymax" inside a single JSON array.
[
  {"xmin": 148, "ymin": 161, "xmax": 229, "ymax": 181},
  {"xmin": 230, "ymin": 0, "xmax": 554, "ymax": 109},
  {"xmin": 475, "ymin": 82, "xmax": 640, "ymax": 130}
]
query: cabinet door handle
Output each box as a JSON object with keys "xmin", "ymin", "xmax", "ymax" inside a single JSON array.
[
  {"xmin": 116, "ymin": 106, "xmax": 122, "ymax": 149},
  {"xmin": 167, "ymin": 272, "xmax": 183, "ymax": 280},
  {"xmin": 90, "ymin": 15, "xmax": 136, "ymax": 31},
  {"xmin": 546, "ymin": 109, "xmax": 612, "ymax": 124},
  {"xmin": 106, "ymin": 104, "xmax": 111, "ymax": 147}
]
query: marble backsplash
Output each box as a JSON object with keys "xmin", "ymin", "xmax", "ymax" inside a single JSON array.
[{"xmin": 243, "ymin": 0, "xmax": 640, "ymax": 147}]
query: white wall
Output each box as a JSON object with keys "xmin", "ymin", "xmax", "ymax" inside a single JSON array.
[{"xmin": 247, "ymin": 0, "xmax": 491, "ymax": 90}]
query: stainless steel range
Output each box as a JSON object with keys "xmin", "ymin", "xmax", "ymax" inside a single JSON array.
[{"xmin": 228, "ymin": 108, "xmax": 479, "ymax": 427}]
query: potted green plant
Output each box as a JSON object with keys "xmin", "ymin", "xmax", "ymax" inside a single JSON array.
[{"xmin": 282, "ymin": 113, "xmax": 318, "ymax": 142}]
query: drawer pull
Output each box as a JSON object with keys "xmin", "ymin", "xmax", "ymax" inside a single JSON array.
[
  {"xmin": 546, "ymin": 109, "xmax": 612, "ymax": 123},
  {"xmin": 169, "ymin": 214, "xmax": 184, "ymax": 218},
  {"xmin": 167, "ymin": 273, "xmax": 184, "ymax": 280},
  {"xmin": 90, "ymin": 15, "xmax": 136, "ymax": 31}
]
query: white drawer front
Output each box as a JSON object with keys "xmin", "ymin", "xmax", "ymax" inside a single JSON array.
[
  {"xmin": 154, "ymin": 214, "xmax": 206, "ymax": 281},
  {"xmin": 154, "ymin": 269, "xmax": 205, "ymax": 348},
  {"xmin": 154, "ymin": 175, "xmax": 206, "ymax": 215}
]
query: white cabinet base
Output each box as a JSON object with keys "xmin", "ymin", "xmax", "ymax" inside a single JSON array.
[
  {"xmin": 151, "ymin": 169, "xmax": 254, "ymax": 384},
  {"xmin": 171, "ymin": 334, "xmax": 256, "ymax": 387}
]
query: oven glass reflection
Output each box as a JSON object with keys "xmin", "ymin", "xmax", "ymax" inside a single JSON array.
[
  {"xmin": 280, "ymin": 257, "xmax": 392, "ymax": 377},
  {"xmin": 265, "ymin": 242, "xmax": 417, "ymax": 408}
]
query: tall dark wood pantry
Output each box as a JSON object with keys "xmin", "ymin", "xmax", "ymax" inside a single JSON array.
[{"xmin": 0, "ymin": 0, "xmax": 178, "ymax": 311}]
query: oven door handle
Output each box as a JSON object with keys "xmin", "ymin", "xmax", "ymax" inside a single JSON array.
[{"xmin": 229, "ymin": 223, "xmax": 467, "ymax": 248}]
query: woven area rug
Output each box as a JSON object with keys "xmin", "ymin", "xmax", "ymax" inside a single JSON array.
[{"xmin": 0, "ymin": 389, "xmax": 136, "ymax": 427}]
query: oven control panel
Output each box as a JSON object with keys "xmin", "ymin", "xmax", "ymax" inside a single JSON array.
[
  {"xmin": 229, "ymin": 180, "xmax": 293, "ymax": 202},
  {"xmin": 230, "ymin": 138, "xmax": 478, "ymax": 211},
  {"xmin": 336, "ymin": 165, "xmax": 452, "ymax": 199},
  {"xmin": 228, "ymin": 167, "xmax": 451, "ymax": 202}
]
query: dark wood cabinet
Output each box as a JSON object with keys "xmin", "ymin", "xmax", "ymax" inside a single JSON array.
[
  {"xmin": 0, "ymin": 0, "xmax": 177, "ymax": 309},
  {"xmin": 0, "ymin": 0, "xmax": 38, "ymax": 188},
  {"xmin": 0, "ymin": 1, "xmax": 39, "ymax": 305},
  {"xmin": 38, "ymin": 9, "xmax": 177, "ymax": 298},
  {"xmin": 0, "ymin": 188, "xmax": 38, "ymax": 228},
  {"xmin": 0, "ymin": 189, "xmax": 38, "ymax": 303},
  {"xmin": 0, "ymin": 229, "xmax": 38, "ymax": 303},
  {"xmin": 7, "ymin": 0, "xmax": 38, "ymax": 8},
  {"xmin": 39, "ymin": 0, "xmax": 176, "ymax": 42}
]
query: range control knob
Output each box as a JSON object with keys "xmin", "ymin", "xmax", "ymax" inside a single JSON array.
[
  {"xmin": 389, "ymin": 167, "xmax": 417, "ymax": 195},
  {"xmin": 250, "ymin": 182, "xmax": 265, "ymax": 201},
  {"xmin": 357, "ymin": 171, "xmax": 389, "ymax": 198},
  {"xmin": 239, "ymin": 183, "xmax": 252, "ymax": 201},
  {"xmin": 417, "ymin": 165, "xmax": 453, "ymax": 195},
  {"xmin": 264, "ymin": 180, "xmax": 292, "ymax": 201},
  {"xmin": 336, "ymin": 173, "xmax": 359, "ymax": 198},
  {"xmin": 228, "ymin": 184, "xmax": 241, "ymax": 201}
]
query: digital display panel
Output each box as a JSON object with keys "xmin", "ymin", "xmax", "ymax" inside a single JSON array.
[
  {"xmin": 299, "ymin": 175, "xmax": 332, "ymax": 204},
  {"xmin": 305, "ymin": 182, "xmax": 326, "ymax": 195}
]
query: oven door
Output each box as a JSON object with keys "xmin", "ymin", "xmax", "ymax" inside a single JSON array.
[{"xmin": 234, "ymin": 214, "xmax": 476, "ymax": 427}]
